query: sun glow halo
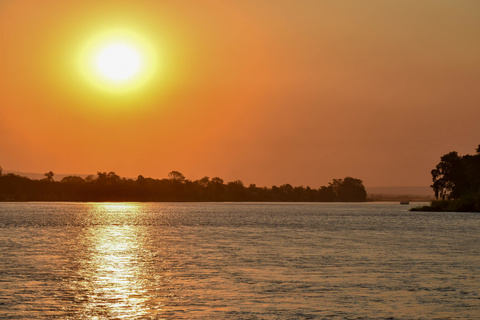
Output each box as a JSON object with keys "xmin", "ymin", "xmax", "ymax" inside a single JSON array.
[{"xmin": 79, "ymin": 29, "xmax": 157, "ymax": 92}]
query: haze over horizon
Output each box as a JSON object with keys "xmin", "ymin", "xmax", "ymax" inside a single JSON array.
[{"xmin": 1, "ymin": 1, "xmax": 479, "ymax": 188}]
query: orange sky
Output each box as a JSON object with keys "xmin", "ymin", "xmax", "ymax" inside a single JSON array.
[{"xmin": 1, "ymin": 0, "xmax": 480, "ymax": 188}]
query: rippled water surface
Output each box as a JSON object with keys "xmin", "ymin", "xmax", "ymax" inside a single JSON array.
[{"xmin": 0, "ymin": 202, "xmax": 479, "ymax": 319}]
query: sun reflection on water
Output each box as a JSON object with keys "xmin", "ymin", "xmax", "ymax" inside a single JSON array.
[
  {"xmin": 94, "ymin": 202, "xmax": 142, "ymax": 214},
  {"xmin": 76, "ymin": 203, "xmax": 163, "ymax": 318}
]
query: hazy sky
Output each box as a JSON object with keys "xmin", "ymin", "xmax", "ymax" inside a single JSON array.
[{"xmin": 1, "ymin": 0, "xmax": 479, "ymax": 188}]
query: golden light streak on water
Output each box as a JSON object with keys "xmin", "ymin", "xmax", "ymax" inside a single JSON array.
[
  {"xmin": 93, "ymin": 202, "xmax": 142, "ymax": 214},
  {"xmin": 87, "ymin": 227, "xmax": 147, "ymax": 317},
  {"xmin": 74, "ymin": 203, "xmax": 162, "ymax": 318}
]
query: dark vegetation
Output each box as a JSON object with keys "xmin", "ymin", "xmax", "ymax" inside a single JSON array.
[
  {"xmin": 0, "ymin": 167, "xmax": 367, "ymax": 202},
  {"xmin": 412, "ymin": 144, "xmax": 480, "ymax": 212}
]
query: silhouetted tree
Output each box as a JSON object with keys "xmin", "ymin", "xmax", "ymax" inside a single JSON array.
[
  {"xmin": 198, "ymin": 176, "xmax": 210, "ymax": 188},
  {"xmin": 208, "ymin": 177, "xmax": 225, "ymax": 200},
  {"xmin": 106, "ymin": 172, "xmax": 121, "ymax": 183},
  {"xmin": 280, "ymin": 184, "xmax": 293, "ymax": 200},
  {"xmin": 338, "ymin": 177, "xmax": 367, "ymax": 201},
  {"xmin": 44, "ymin": 171, "xmax": 54, "ymax": 182},
  {"xmin": 328, "ymin": 179, "xmax": 342, "ymax": 197},
  {"xmin": 61, "ymin": 176, "xmax": 85, "ymax": 184},
  {"xmin": 168, "ymin": 171, "xmax": 185, "ymax": 183},
  {"xmin": 431, "ymin": 145, "xmax": 480, "ymax": 200},
  {"xmin": 211, "ymin": 177, "xmax": 223, "ymax": 184},
  {"xmin": 318, "ymin": 185, "xmax": 335, "ymax": 201},
  {"xmin": 431, "ymin": 151, "xmax": 462, "ymax": 200},
  {"xmin": 329, "ymin": 177, "xmax": 367, "ymax": 201},
  {"xmin": 96, "ymin": 172, "xmax": 107, "ymax": 182},
  {"xmin": 0, "ymin": 165, "xmax": 2, "ymax": 176},
  {"xmin": 226, "ymin": 180, "xmax": 246, "ymax": 200},
  {"xmin": 414, "ymin": 145, "xmax": 480, "ymax": 212},
  {"xmin": 293, "ymin": 186, "xmax": 307, "ymax": 201}
]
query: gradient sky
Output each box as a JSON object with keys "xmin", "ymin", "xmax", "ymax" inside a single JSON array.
[{"xmin": 1, "ymin": 0, "xmax": 479, "ymax": 188}]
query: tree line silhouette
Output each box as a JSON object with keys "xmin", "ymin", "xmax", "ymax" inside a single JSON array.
[
  {"xmin": 0, "ymin": 167, "xmax": 367, "ymax": 202},
  {"xmin": 413, "ymin": 144, "xmax": 480, "ymax": 212}
]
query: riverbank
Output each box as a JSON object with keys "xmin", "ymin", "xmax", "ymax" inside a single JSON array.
[{"xmin": 411, "ymin": 198, "xmax": 480, "ymax": 212}]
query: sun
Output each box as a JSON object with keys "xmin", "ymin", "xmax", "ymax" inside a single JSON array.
[
  {"xmin": 79, "ymin": 29, "xmax": 158, "ymax": 92},
  {"xmin": 95, "ymin": 42, "xmax": 142, "ymax": 82}
]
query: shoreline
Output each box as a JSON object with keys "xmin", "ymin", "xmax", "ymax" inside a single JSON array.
[{"xmin": 410, "ymin": 199, "xmax": 480, "ymax": 213}]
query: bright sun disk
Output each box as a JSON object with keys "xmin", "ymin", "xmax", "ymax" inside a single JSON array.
[
  {"xmin": 96, "ymin": 43, "xmax": 142, "ymax": 82},
  {"xmin": 79, "ymin": 29, "xmax": 158, "ymax": 93}
]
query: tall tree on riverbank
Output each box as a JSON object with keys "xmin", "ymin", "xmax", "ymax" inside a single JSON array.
[
  {"xmin": 431, "ymin": 152, "xmax": 463, "ymax": 200},
  {"xmin": 431, "ymin": 146, "xmax": 480, "ymax": 200},
  {"xmin": 422, "ymin": 145, "xmax": 480, "ymax": 212}
]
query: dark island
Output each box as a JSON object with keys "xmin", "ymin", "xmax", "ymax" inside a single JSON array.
[
  {"xmin": 0, "ymin": 167, "xmax": 367, "ymax": 202},
  {"xmin": 412, "ymin": 144, "xmax": 480, "ymax": 212}
]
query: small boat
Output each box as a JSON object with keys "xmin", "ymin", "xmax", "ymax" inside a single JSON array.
[{"xmin": 400, "ymin": 201, "xmax": 410, "ymax": 205}]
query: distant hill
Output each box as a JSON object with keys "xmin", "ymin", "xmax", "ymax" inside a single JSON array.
[
  {"xmin": 4, "ymin": 171, "xmax": 92, "ymax": 181},
  {"xmin": 366, "ymin": 186, "xmax": 433, "ymax": 196},
  {"xmin": 366, "ymin": 186, "xmax": 434, "ymax": 201}
]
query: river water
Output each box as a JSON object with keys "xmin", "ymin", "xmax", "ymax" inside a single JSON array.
[{"xmin": 0, "ymin": 202, "xmax": 478, "ymax": 319}]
